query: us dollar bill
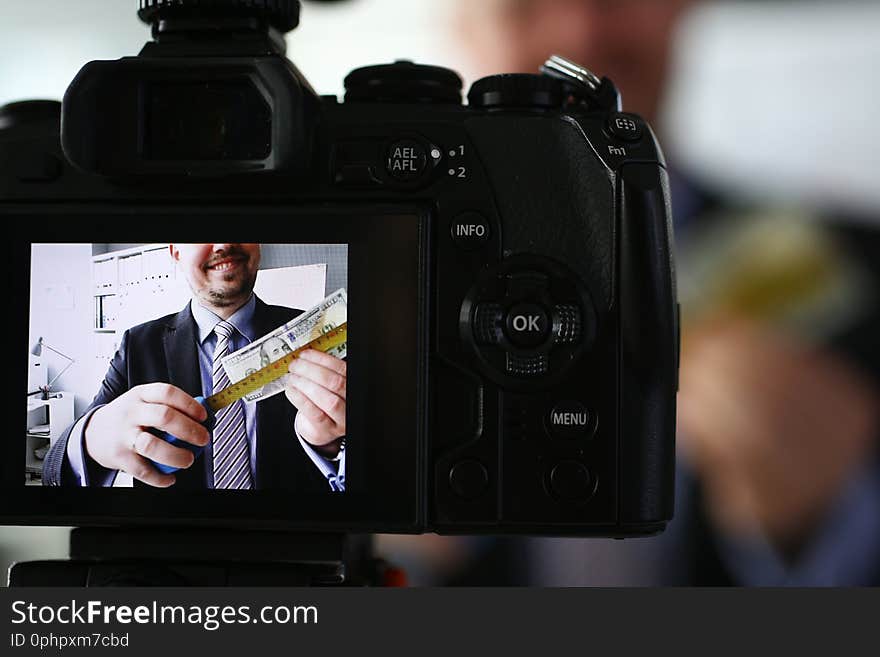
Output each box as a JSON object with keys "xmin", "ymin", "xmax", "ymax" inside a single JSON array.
[{"xmin": 221, "ymin": 288, "xmax": 347, "ymax": 402}]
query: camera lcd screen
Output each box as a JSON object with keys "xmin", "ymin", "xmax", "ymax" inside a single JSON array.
[
  {"xmin": 27, "ymin": 242, "xmax": 349, "ymax": 491},
  {"xmin": 6, "ymin": 209, "xmax": 425, "ymax": 531}
]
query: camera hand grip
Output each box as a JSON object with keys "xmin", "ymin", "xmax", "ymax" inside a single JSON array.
[{"xmin": 148, "ymin": 395, "xmax": 215, "ymax": 475}]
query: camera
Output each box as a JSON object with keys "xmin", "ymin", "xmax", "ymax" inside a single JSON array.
[{"xmin": 2, "ymin": 0, "xmax": 678, "ymax": 539}]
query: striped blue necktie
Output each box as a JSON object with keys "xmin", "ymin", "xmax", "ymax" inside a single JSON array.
[{"xmin": 211, "ymin": 320, "xmax": 253, "ymax": 490}]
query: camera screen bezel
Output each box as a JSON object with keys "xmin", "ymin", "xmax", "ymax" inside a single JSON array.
[{"xmin": 5, "ymin": 204, "xmax": 428, "ymax": 533}]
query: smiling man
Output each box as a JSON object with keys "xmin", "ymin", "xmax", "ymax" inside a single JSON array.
[
  {"xmin": 179, "ymin": 243, "xmax": 261, "ymax": 312},
  {"xmin": 43, "ymin": 243, "xmax": 347, "ymax": 491}
]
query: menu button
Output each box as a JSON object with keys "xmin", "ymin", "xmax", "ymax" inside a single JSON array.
[{"xmin": 547, "ymin": 401, "xmax": 595, "ymax": 439}]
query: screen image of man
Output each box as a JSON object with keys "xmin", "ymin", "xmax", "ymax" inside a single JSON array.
[{"xmin": 42, "ymin": 243, "xmax": 347, "ymax": 491}]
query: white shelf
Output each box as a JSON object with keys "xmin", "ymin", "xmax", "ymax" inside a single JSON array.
[
  {"xmin": 26, "ymin": 397, "xmax": 51, "ymax": 412},
  {"xmin": 25, "ymin": 391, "xmax": 75, "ymax": 485},
  {"xmin": 91, "ymin": 244, "xmax": 191, "ymax": 356}
]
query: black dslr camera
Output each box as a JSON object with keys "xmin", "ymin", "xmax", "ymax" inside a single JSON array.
[{"xmin": 3, "ymin": 0, "xmax": 678, "ymax": 553}]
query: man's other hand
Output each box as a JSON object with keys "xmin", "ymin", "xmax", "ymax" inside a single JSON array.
[
  {"xmin": 285, "ymin": 349, "xmax": 346, "ymax": 458},
  {"xmin": 678, "ymin": 320, "xmax": 880, "ymax": 555},
  {"xmin": 83, "ymin": 383, "xmax": 210, "ymax": 487}
]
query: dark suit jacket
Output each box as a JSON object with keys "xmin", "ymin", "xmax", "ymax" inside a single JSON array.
[{"xmin": 42, "ymin": 297, "xmax": 329, "ymax": 491}]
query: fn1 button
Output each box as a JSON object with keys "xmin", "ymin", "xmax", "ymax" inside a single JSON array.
[
  {"xmin": 504, "ymin": 303, "xmax": 550, "ymax": 348},
  {"xmin": 608, "ymin": 112, "xmax": 643, "ymax": 142}
]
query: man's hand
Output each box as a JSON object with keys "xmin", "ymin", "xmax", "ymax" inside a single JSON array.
[
  {"xmin": 284, "ymin": 349, "xmax": 346, "ymax": 458},
  {"xmin": 83, "ymin": 383, "xmax": 210, "ymax": 487},
  {"xmin": 678, "ymin": 320, "xmax": 879, "ymax": 555}
]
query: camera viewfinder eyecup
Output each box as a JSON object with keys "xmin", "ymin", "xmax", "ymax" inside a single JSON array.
[{"xmin": 61, "ymin": 0, "xmax": 318, "ymax": 178}]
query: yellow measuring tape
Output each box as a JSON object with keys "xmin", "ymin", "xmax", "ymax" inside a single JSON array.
[{"xmin": 205, "ymin": 323, "xmax": 348, "ymax": 412}]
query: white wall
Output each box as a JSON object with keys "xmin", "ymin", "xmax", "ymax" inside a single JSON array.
[
  {"xmin": 0, "ymin": 1, "xmax": 150, "ymax": 107},
  {"xmin": 28, "ymin": 243, "xmax": 107, "ymax": 417},
  {"xmin": 663, "ymin": 0, "xmax": 880, "ymax": 216},
  {"xmin": 0, "ymin": 0, "xmax": 461, "ymax": 106},
  {"xmin": 290, "ymin": 0, "xmax": 463, "ymax": 97}
]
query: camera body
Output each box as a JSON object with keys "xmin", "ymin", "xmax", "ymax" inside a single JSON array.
[{"xmin": 2, "ymin": 0, "xmax": 678, "ymax": 536}]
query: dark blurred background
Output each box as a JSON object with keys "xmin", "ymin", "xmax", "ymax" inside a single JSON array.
[{"xmin": 3, "ymin": 0, "xmax": 879, "ymax": 586}]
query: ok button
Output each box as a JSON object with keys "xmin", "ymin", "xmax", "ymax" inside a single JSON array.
[{"xmin": 504, "ymin": 303, "xmax": 550, "ymax": 347}]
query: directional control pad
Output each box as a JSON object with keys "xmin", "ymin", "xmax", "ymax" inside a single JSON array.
[
  {"xmin": 553, "ymin": 304, "xmax": 582, "ymax": 344},
  {"xmin": 506, "ymin": 353, "xmax": 548, "ymax": 376},
  {"xmin": 474, "ymin": 303, "xmax": 504, "ymax": 345},
  {"xmin": 462, "ymin": 256, "xmax": 595, "ymax": 387}
]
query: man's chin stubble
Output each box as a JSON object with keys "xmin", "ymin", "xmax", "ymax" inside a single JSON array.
[
  {"xmin": 206, "ymin": 291, "xmax": 237, "ymax": 308},
  {"xmin": 204, "ymin": 276, "xmax": 255, "ymax": 308}
]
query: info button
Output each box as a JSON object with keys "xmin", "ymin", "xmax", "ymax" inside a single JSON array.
[
  {"xmin": 450, "ymin": 212, "xmax": 491, "ymax": 250},
  {"xmin": 547, "ymin": 401, "xmax": 594, "ymax": 439}
]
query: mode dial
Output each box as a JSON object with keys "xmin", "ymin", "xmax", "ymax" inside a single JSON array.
[
  {"xmin": 0, "ymin": 100, "xmax": 60, "ymax": 131},
  {"xmin": 344, "ymin": 61, "xmax": 462, "ymax": 104},
  {"xmin": 138, "ymin": 0, "xmax": 301, "ymax": 33},
  {"xmin": 468, "ymin": 74, "xmax": 563, "ymax": 109}
]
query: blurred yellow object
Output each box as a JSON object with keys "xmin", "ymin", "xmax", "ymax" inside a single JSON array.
[{"xmin": 677, "ymin": 209, "xmax": 869, "ymax": 347}]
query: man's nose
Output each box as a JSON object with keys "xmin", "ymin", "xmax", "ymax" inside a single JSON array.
[{"xmin": 211, "ymin": 243, "xmax": 236, "ymax": 252}]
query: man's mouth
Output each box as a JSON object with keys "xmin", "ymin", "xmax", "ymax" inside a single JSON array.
[{"xmin": 205, "ymin": 256, "xmax": 246, "ymax": 273}]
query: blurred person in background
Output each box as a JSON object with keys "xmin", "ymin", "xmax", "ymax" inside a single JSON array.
[{"xmin": 380, "ymin": 0, "xmax": 880, "ymax": 585}]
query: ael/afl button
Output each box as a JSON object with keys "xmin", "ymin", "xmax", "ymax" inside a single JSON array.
[{"xmin": 386, "ymin": 139, "xmax": 427, "ymax": 180}]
